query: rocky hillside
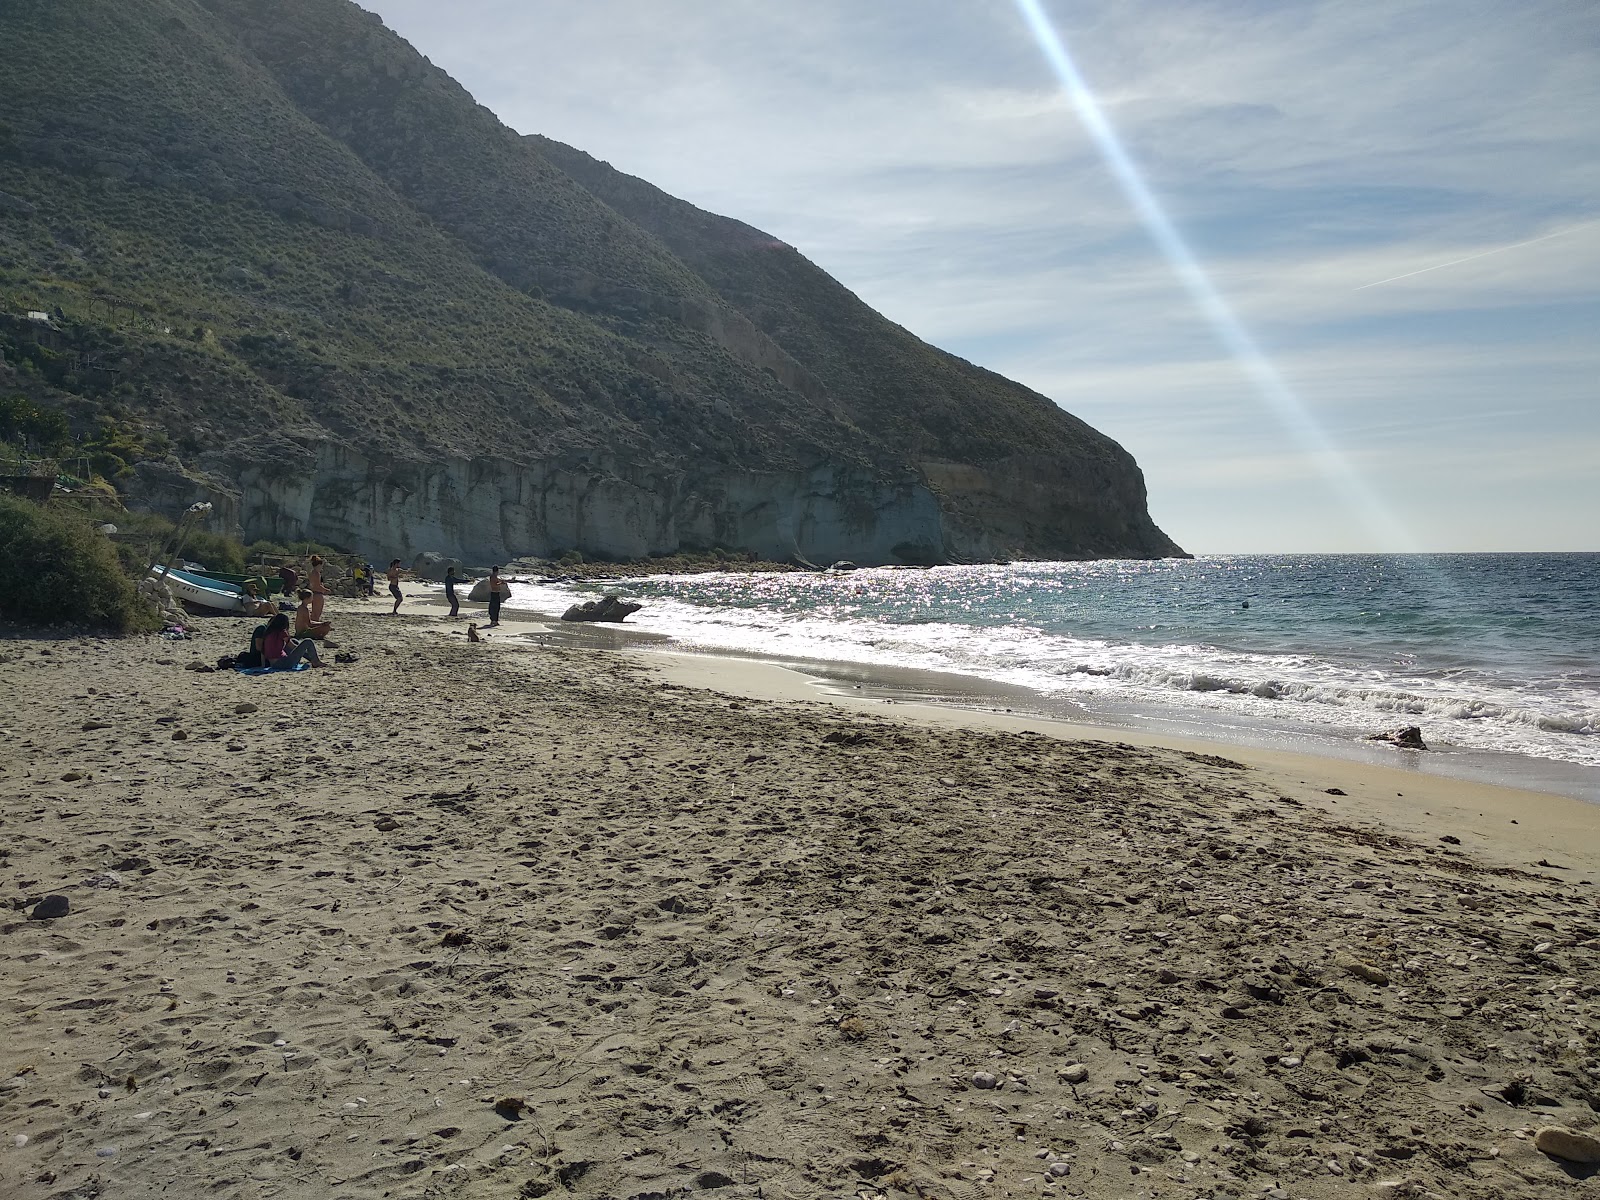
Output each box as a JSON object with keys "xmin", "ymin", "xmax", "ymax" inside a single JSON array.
[{"xmin": 0, "ymin": 0, "xmax": 1185, "ymax": 565}]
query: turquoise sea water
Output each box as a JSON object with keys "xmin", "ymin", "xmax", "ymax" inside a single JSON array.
[{"xmin": 505, "ymin": 554, "xmax": 1600, "ymax": 788}]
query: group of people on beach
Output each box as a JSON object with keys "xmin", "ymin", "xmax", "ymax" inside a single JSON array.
[
  {"xmin": 238, "ymin": 556, "xmax": 513, "ymax": 671},
  {"xmin": 437, "ymin": 564, "xmax": 508, "ymax": 627},
  {"xmin": 232, "ymin": 554, "xmax": 336, "ymax": 670}
]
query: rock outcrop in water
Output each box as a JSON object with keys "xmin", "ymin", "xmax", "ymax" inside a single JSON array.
[{"xmin": 0, "ymin": 0, "xmax": 1185, "ymax": 565}]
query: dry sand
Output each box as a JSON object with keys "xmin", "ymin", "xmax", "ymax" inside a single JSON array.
[{"xmin": 3, "ymin": 598, "xmax": 1598, "ymax": 1200}]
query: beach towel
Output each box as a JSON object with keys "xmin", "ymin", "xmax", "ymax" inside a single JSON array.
[{"xmin": 233, "ymin": 663, "xmax": 311, "ymax": 675}]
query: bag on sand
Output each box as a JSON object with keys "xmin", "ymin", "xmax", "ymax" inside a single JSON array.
[{"xmin": 234, "ymin": 624, "xmax": 268, "ymax": 670}]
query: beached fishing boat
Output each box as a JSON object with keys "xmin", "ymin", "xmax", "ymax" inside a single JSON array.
[
  {"xmin": 194, "ymin": 569, "xmax": 280, "ymax": 595},
  {"xmin": 149, "ymin": 566, "xmax": 250, "ymax": 614}
]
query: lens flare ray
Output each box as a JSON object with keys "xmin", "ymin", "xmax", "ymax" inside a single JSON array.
[{"xmin": 1011, "ymin": 0, "xmax": 1414, "ymax": 552}]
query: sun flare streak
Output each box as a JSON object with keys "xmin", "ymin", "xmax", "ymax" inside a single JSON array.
[{"xmin": 1011, "ymin": 0, "xmax": 1414, "ymax": 552}]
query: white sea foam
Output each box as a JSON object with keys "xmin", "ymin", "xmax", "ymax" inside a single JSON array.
[{"xmin": 502, "ymin": 567, "xmax": 1600, "ymax": 770}]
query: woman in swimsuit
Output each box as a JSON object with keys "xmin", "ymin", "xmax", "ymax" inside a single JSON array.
[{"xmin": 308, "ymin": 554, "xmax": 329, "ymax": 623}]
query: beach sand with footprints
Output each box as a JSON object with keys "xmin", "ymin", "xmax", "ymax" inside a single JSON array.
[{"xmin": 3, "ymin": 597, "xmax": 1599, "ymax": 1199}]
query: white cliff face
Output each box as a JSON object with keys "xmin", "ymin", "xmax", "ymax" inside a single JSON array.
[{"xmin": 232, "ymin": 443, "xmax": 955, "ymax": 566}]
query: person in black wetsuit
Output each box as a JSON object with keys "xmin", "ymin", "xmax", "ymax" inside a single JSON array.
[{"xmin": 444, "ymin": 566, "xmax": 462, "ymax": 618}]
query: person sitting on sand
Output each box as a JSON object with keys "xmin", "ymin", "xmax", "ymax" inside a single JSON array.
[
  {"xmin": 237, "ymin": 620, "xmax": 271, "ymax": 669},
  {"xmin": 260, "ymin": 612, "xmax": 327, "ymax": 670},
  {"xmin": 293, "ymin": 588, "xmax": 334, "ymax": 641},
  {"xmin": 387, "ymin": 559, "xmax": 404, "ymax": 614},
  {"xmin": 308, "ymin": 554, "xmax": 330, "ymax": 623}
]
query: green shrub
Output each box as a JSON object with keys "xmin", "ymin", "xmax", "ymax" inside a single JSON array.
[
  {"xmin": 0, "ymin": 395, "xmax": 72, "ymax": 456},
  {"xmin": 0, "ymin": 495, "xmax": 158, "ymax": 632},
  {"xmin": 88, "ymin": 450, "xmax": 131, "ymax": 480},
  {"xmin": 185, "ymin": 529, "xmax": 246, "ymax": 574},
  {"xmin": 558, "ymin": 549, "xmax": 583, "ymax": 565}
]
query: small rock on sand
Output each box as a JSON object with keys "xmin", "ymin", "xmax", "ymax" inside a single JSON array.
[
  {"xmin": 1059, "ymin": 1063, "xmax": 1088, "ymax": 1084},
  {"xmin": 1534, "ymin": 1125, "xmax": 1600, "ymax": 1163},
  {"xmin": 234, "ymin": 702, "xmax": 259, "ymax": 715},
  {"xmin": 1333, "ymin": 949, "xmax": 1391, "ymax": 986},
  {"xmin": 29, "ymin": 895, "xmax": 70, "ymax": 921},
  {"xmin": 972, "ymin": 1071, "xmax": 999, "ymax": 1089},
  {"xmin": 1367, "ymin": 725, "xmax": 1427, "ymax": 750}
]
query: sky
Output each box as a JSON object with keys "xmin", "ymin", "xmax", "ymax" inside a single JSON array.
[{"xmin": 361, "ymin": 0, "xmax": 1599, "ymax": 553}]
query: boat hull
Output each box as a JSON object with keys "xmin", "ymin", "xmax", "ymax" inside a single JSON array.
[{"xmin": 149, "ymin": 568, "xmax": 249, "ymax": 614}]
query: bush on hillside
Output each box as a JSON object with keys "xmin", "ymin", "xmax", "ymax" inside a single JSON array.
[
  {"xmin": 0, "ymin": 395, "xmax": 72, "ymax": 457},
  {"xmin": 185, "ymin": 529, "xmax": 247, "ymax": 574},
  {"xmin": 0, "ymin": 495, "xmax": 159, "ymax": 632}
]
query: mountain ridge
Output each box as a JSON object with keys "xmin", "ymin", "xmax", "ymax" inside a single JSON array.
[{"xmin": 0, "ymin": 0, "xmax": 1186, "ymax": 564}]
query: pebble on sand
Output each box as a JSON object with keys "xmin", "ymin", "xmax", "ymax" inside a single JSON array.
[
  {"xmin": 972, "ymin": 1071, "xmax": 999, "ymax": 1089},
  {"xmin": 1333, "ymin": 949, "xmax": 1391, "ymax": 986},
  {"xmin": 234, "ymin": 702, "xmax": 259, "ymax": 715},
  {"xmin": 29, "ymin": 895, "xmax": 70, "ymax": 921},
  {"xmin": 1058, "ymin": 1063, "xmax": 1089, "ymax": 1084},
  {"xmin": 1534, "ymin": 1125, "xmax": 1600, "ymax": 1163}
]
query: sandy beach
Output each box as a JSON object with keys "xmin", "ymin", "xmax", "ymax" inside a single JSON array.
[{"xmin": 3, "ymin": 596, "xmax": 1598, "ymax": 1200}]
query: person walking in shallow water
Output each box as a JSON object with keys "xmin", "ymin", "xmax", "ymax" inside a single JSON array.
[
  {"xmin": 387, "ymin": 559, "xmax": 404, "ymax": 615},
  {"xmin": 444, "ymin": 565, "xmax": 462, "ymax": 619},
  {"xmin": 487, "ymin": 565, "xmax": 506, "ymax": 627}
]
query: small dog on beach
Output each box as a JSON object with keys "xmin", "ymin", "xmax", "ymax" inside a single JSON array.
[{"xmin": 467, "ymin": 623, "xmax": 482, "ymax": 643}]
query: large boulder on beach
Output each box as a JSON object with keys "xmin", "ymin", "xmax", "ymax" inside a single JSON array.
[
  {"xmin": 468, "ymin": 577, "xmax": 512, "ymax": 603},
  {"xmin": 412, "ymin": 552, "xmax": 462, "ymax": 582},
  {"xmin": 560, "ymin": 593, "xmax": 641, "ymax": 623}
]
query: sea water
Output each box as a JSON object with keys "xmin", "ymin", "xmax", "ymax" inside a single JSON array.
[{"xmin": 502, "ymin": 555, "xmax": 1599, "ymax": 792}]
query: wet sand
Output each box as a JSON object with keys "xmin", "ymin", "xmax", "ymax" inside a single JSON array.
[{"xmin": 3, "ymin": 598, "xmax": 1598, "ymax": 1199}]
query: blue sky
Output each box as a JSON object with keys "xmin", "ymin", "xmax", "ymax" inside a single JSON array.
[{"xmin": 362, "ymin": 0, "xmax": 1598, "ymax": 552}]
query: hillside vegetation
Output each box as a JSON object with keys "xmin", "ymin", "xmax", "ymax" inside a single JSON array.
[{"xmin": 0, "ymin": 0, "xmax": 1183, "ymax": 562}]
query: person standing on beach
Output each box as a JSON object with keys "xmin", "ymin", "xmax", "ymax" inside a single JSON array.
[
  {"xmin": 444, "ymin": 566, "xmax": 462, "ymax": 618},
  {"xmin": 487, "ymin": 565, "xmax": 506, "ymax": 627},
  {"xmin": 387, "ymin": 559, "xmax": 404, "ymax": 615},
  {"xmin": 278, "ymin": 562, "xmax": 299, "ymax": 598},
  {"xmin": 308, "ymin": 554, "xmax": 329, "ymax": 623}
]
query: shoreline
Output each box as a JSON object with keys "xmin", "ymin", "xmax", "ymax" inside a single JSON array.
[
  {"xmin": 4, "ymin": 602, "xmax": 1599, "ymax": 1198},
  {"xmin": 389, "ymin": 586, "xmax": 1600, "ymax": 875},
  {"xmin": 640, "ymin": 649, "xmax": 1600, "ymax": 879},
  {"xmin": 409, "ymin": 582, "xmax": 1600, "ymax": 810}
]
